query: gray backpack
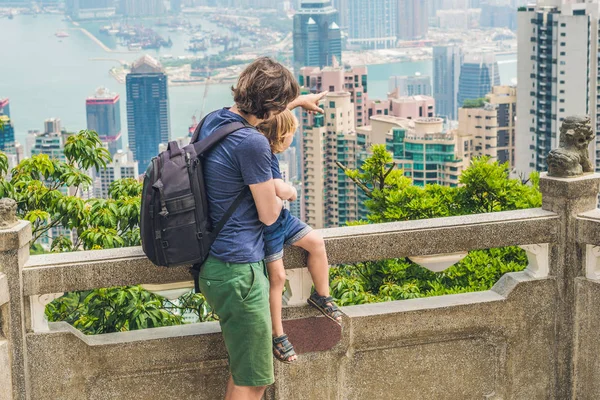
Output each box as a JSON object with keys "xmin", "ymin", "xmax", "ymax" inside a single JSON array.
[{"xmin": 140, "ymin": 114, "xmax": 252, "ymax": 291}]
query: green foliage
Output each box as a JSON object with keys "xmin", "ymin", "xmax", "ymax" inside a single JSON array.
[
  {"xmin": 333, "ymin": 146, "xmax": 542, "ymax": 305},
  {"xmin": 45, "ymin": 286, "xmax": 217, "ymax": 335},
  {"xmin": 0, "ymin": 130, "xmax": 117, "ymax": 247},
  {"xmin": 330, "ymin": 247, "xmax": 528, "ymax": 305},
  {"xmin": 462, "ymin": 98, "xmax": 487, "ymax": 108}
]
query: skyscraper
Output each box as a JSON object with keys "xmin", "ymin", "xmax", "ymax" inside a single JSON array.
[
  {"xmin": 0, "ymin": 115, "xmax": 16, "ymax": 155},
  {"xmin": 488, "ymin": 85, "xmax": 517, "ymax": 167},
  {"xmin": 457, "ymin": 52, "xmax": 500, "ymax": 108},
  {"xmin": 397, "ymin": 0, "xmax": 428, "ymax": 40},
  {"xmin": 433, "ymin": 46, "xmax": 461, "ymax": 120},
  {"xmin": 0, "ymin": 98, "xmax": 10, "ymax": 118},
  {"xmin": 32, "ymin": 119, "xmax": 68, "ymax": 161},
  {"xmin": 299, "ymin": 63, "xmax": 368, "ymax": 128},
  {"xmin": 357, "ymin": 116, "xmax": 471, "ymax": 187},
  {"xmin": 515, "ymin": 1, "xmax": 600, "ymax": 175},
  {"xmin": 94, "ymin": 150, "xmax": 139, "ymax": 199},
  {"xmin": 119, "ymin": 0, "xmax": 166, "ymax": 16},
  {"xmin": 389, "ymin": 74, "xmax": 432, "ymax": 96},
  {"xmin": 303, "ymin": 92, "xmax": 358, "ymax": 228},
  {"xmin": 126, "ymin": 55, "xmax": 170, "ymax": 172},
  {"xmin": 86, "ymin": 87, "xmax": 122, "ymax": 157},
  {"xmin": 347, "ymin": 0, "xmax": 397, "ymax": 49},
  {"xmin": 66, "ymin": 0, "xmax": 116, "ymax": 19},
  {"xmin": 293, "ymin": 0, "xmax": 342, "ymax": 71}
]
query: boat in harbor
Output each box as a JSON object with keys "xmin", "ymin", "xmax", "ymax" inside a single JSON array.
[{"xmin": 55, "ymin": 30, "xmax": 69, "ymax": 38}]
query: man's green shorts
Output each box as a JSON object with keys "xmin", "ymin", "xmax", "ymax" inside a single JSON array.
[{"xmin": 198, "ymin": 255, "xmax": 274, "ymax": 387}]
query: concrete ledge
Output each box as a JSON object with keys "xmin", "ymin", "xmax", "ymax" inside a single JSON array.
[
  {"xmin": 0, "ymin": 273, "xmax": 8, "ymax": 306},
  {"xmin": 577, "ymin": 209, "xmax": 600, "ymax": 246},
  {"xmin": 0, "ymin": 340, "xmax": 12, "ymax": 400},
  {"xmin": 47, "ymin": 320, "xmax": 222, "ymax": 346},
  {"xmin": 23, "ymin": 209, "xmax": 559, "ymax": 296},
  {"xmin": 0, "ymin": 220, "xmax": 31, "ymax": 253}
]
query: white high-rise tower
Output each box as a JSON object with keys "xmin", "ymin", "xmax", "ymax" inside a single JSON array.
[{"xmin": 516, "ymin": 0, "xmax": 600, "ymax": 175}]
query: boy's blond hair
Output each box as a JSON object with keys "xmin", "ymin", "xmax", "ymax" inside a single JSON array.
[{"xmin": 257, "ymin": 109, "xmax": 298, "ymax": 154}]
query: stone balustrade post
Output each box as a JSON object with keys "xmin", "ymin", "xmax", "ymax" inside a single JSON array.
[
  {"xmin": 0, "ymin": 199, "xmax": 32, "ymax": 400},
  {"xmin": 539, "ymin": 173, "xmax": 600, "ymax": 399}
]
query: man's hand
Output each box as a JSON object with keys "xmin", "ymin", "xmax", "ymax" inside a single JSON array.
[{"xmin": 288, "ymin": 91, "xmax": 329, "ymax": 114}]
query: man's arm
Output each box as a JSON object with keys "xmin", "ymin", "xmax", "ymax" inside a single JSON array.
[
  {"xmin": 288, "ymin": 91, "xmax": 329, "ymax": 113},
  {"xmin": 250, "ymin": 180, "xmax": 283, "ymax": 226}
]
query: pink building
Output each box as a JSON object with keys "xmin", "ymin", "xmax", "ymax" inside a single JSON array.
[
  {"xmin": 367, "ymin": 90, "xmax": 435, "ymax": 122},
  {"xmin": 299, "ymin": 61, "xmax": 369, "ymax": 127}
]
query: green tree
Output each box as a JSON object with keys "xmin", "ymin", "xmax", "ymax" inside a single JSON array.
[
  {"xmin": 0, "ymin": 130, "xmax": 215, "ymax": 334},
  {"xmin": 332, "ymin": 145, "xmax": 541, "ymax": 305}
]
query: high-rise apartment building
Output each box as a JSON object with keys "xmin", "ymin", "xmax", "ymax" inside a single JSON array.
[
  {"xmin": 86, "ymin": 87, "xmax": 122, "ymax": 157},
  {"xmin": 480, "ymin": 3, "xmax": 517, "ymax": 30},
  {"xmin": 488, "ymin": 85, "xmax": 516, "ymax": 167},
  {"xmin": 299, "ymin": 63, "xmax": 368, "ymax": 128},
  {"xmin": 94, "ymin": 150, "xmax": 139, "ymax": 199},
  {"xmin": 457, "ymin": 103, "xmax": 499, "ymax": 163},
  {"xmin": 516, "ymin": 1, "xmax": 600, "ymax": 176},
  {"xmin": 66, "ymin": 0, "xmax": 116, "ymax": 19},
  {"xmin": 44, "ymin": 118, "xmax": 61, "ymax": 135},
  {"xmin": 357, "ymin": 116, "xmax": 472, "ymax": 187},
  {"xmin": 171, "ymin": 0, "xmax": 182, "ymax": 13},
  {"xmin": 433, "ymin": 46, "xmax": 462, "ymax": 120},
  {"xmin": 303, "ymin": 92, "xmax": 358, "ymax": 228},
  {"xmin": 457, "ymin": 52, "xmax": 500, "ymax": 108},
  {"xmin": 31, "ymin": 119, "xmax": 68, "ymax": 161},
  {"xmin": 0, "ymin": 98, "xmax": 10, "ymax": 118},
  {"xmin": 397, "ymin": 0, "xmax": 428, "ymax": 40},
  {"xmin": 119, "ymin": 0, "xmax": 166, "ymax": 16},
  {"xmin": 0, "ymin": 115, "xmax": 16, "ymax": 155},
  {"xmin": 293, "ymin": 0, "xmax": 342, "ymax": 71},
  {"xmin": 347, "ymin": 0, "xmax": 397, "ymax": 49},
  {"xmin": 126, "ymin": 55, "xmax": 170, "ymax": 172},
  {"xmin": 389, "ymin": 74, "xmax": 432, "ymax": 96}
]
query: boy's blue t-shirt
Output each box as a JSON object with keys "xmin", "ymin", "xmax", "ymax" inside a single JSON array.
[
  {"xmin": 199, "ymin": 108, "xmax": 273, "ymax": 263},
  {"xmin": 270, "ymin": 153, "xmax": 282, "ymax": 180}
]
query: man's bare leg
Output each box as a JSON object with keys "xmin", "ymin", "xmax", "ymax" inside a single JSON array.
[{"xmin": 225, "ymin": 376, "xmax": 267, "ymax": 400}]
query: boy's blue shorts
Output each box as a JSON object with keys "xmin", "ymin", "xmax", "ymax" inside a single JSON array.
[{"xmin": 264, "ymin": 208, "xmax": 312, "ymax": 263}]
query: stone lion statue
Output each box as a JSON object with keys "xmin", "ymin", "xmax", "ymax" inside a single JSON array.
[
  {"xmin": 547, "ymin": 115, "xmax": 594, "ymax": 177},
  {"xmin": 0, "ymin": 198, "xmax": 18, "ymax": 229}
]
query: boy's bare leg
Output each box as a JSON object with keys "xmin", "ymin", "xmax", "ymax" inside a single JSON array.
[
  {"xmin": 267, "ymin": 259, "xmax": 297, "ymax": 362},
  {"xmin": 293, "ymin": 231, "xmax": 330, "ymax": 297},
  {"xmin": 225, "ymin": 376, "xmax": 266, "ymax": 400}
]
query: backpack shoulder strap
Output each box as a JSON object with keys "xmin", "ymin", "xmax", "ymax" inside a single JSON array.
[
  {"xmin": 193, "ymin": 120, "xmax": 254, "ymax": 156},
  {"xmin": 189, "ymin": 112, "xmax": 213, "ymax": 144}
]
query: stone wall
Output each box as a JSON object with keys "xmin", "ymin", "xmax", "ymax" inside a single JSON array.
[{"xmin": 1, "ymin": 173, "xmax": 600, "ymax": 399}]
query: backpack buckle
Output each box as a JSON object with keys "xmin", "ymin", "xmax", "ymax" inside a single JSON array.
[
  {"xmin": 196, "ymin": 232, "xmax": 203, "ymax": 240},
  {"xmin": 161, "ymin": 241, "xmax": 169, "ymax": 249}
]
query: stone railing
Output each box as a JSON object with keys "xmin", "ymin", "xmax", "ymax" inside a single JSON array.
[{"xmin": 1, "ymin": 173, "xmax": 600, "ymax": 399}]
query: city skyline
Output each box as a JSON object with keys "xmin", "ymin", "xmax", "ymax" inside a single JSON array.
[{"xmin": 1, "ymin": 0, "xmax": 530, "ymax": 229}]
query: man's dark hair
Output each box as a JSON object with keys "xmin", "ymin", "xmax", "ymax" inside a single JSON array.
[{"xmin": 232, "ymin": 57, "xmax": 300, "ymax": 120}]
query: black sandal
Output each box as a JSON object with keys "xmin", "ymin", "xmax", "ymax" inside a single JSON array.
[
  {"xmin": 273, "ymin": 334, "xmax": 297, "ymax": 364},
  {"xmin": 307, "ymin": 292, "xmax": 343, "ymax": 325}
]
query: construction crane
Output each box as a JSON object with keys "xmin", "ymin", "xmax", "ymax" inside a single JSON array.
[{"xmin": 189, "ymin": 57, "xmax": 212, "ymax": 137}]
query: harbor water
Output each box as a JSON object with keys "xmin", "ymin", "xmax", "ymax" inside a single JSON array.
[{"xmin": 0, "ymin": 14, "xmax": 517, "ymax": 147}]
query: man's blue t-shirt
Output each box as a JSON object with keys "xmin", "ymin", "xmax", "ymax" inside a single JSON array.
[{"xmin": 199, "ymin": 108, "xmax": 272, "ymax": 263}]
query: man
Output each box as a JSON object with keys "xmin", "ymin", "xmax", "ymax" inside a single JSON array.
[{"xmin": 196, "ymin": 57, "xmax": 325, "ymax": 400}]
